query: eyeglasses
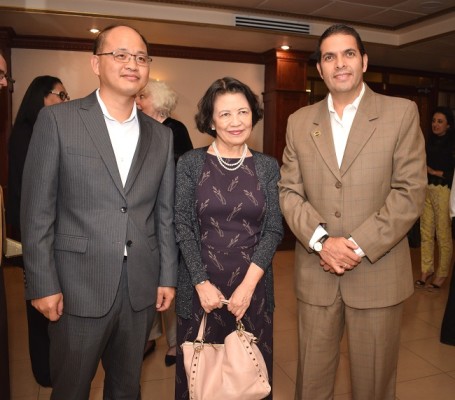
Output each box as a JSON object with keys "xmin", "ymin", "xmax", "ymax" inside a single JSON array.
[
  {"xmin": 0, "ymin": 71, "xmax": 14, "ymax": 84},
  {"xmin": 49, "ymin": 91, "xmax": 70, "ymax": 101},
  {"xmin": 96, "ymin": 49, "xmax": 152, "ymax": 66}
]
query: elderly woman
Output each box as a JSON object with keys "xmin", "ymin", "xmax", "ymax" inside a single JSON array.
[
  {"xmin": 136, "ymin": 79, "xmax": 193, "ymax": 366},
  {"xmin": 136, "ymin": 78, "xmax": 193, "ymax": 164},
  {"xmin": 174, "ymin": 77, "xmax": 283, "ymax": 399}
]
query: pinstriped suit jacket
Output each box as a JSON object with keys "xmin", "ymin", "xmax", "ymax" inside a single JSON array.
[
  {"xmin": 279, "ymin": 85, "xmax": 427, "ymax": 309},
  {"xmin": 21, "ymin": 91, "xmax": 178, "ymax": 317}
]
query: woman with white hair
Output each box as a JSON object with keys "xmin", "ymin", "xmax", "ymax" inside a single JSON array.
[{"xmin": 136, "ymin": 79, "xmax": 193, "ymax": 163}]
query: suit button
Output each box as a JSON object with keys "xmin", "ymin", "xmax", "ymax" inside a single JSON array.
[
  {"xmin": 126, "ymin": 240, "xmax": 133, "ymax": 247},
  {"xmin": 120, "ymin": 207, "xmax": 127, "ymax": 213},
  {"xmin": 335, "ymin": 181, "xmax": 342, "ymax": 189},
  {"xmin": 335, "ymin": 211, "xmax": 341, "ymax": 218}
]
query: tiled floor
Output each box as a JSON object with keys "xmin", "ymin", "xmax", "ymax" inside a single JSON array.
[{"xmin": 4, "ymin": 248, "xmax": 455, "ymax": 399}]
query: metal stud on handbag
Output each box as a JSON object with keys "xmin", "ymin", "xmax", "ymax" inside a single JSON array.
[{"xmin": 181, "ymin": 310, "xmax": 271, "ymax": 400}]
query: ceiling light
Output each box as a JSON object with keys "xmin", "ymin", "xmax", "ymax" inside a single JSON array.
[
  {"xmin": 420, "ymin": 1, "xmax": 442, "ymax": 10},
  {"xmin": 89, "ymin": 28, "xmax": 100, "ymax": 34},
  {"xmin": 281, "ymin": 45, "xmax": 290, "ymax": 51}
]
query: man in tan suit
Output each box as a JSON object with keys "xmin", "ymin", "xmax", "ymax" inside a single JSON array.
[{"xmin": 279, "ymin": 24, "xmax": 427, "ymax": 400}]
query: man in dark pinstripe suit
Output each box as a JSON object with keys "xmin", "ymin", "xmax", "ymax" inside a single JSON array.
[{"xmin": 21, "ymin": 25, "xmax": 178, "ymax": 399}]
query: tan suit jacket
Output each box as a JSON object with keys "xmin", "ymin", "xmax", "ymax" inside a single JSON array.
[{"xmin": 279, "ymin": 85, "xmax": 427, "ymax": 309}]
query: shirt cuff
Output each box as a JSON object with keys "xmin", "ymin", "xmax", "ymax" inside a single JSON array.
[
  {"xmin": 349, "ymin": 236, "xmax": 365, "ymax": 257},
  {"xmin": 309, "ymin": 225, "xmax": 329, "ymax": 250}
]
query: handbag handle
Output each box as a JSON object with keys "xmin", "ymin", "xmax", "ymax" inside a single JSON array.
[{"xmin": 195, "ymin": 301, "xmax": 245, "ymax": 343}]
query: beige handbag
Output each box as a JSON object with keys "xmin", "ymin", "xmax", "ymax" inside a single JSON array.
[{"xmin": 182, "ymin": 312, "xmax": 271, "ymax": 400}]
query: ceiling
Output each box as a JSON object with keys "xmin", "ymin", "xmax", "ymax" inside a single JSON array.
[{"xmin": 1, "ymin": 0, "xmax": 455, "ymax": 74}]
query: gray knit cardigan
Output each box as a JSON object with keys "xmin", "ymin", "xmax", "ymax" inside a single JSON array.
[{"xmin": 175, "ymin": 147, "xmax": 284, "ymax": 319}]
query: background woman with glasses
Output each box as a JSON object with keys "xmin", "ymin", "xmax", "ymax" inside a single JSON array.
[{"xmin": 6, "ymin": 74, "xmax": 69, "ymax": 388}]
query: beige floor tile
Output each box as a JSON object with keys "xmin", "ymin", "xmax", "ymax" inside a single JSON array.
[
  {"xmin": 396, "ymin": 346, "xmax": 441, "ymax": 382},
  {"xmin": 38, "ymin": 385, "xmax": 52, "ymax": 395},
  {"xmin": 396, "ymin": 373, "xmax": 455, "ymax": 400},
  {"xmin": 334, "ymin": 353, "xmax": 352, "ymax": 396},
  {"xmin": 400, "ymin": 313, "xmax": 440, "ymax": 342},
  {"xmin": 9, "ymin": 357, "xmax": 39, "ymax": 398},
  {"xmin": 91, "ymin": 363, "xmax": 105, "ymax": 388},
  {"xmin": 88, "ymin": 386, "xmax": 103, "ymax": 400},
  {"xmin": 140, "ymin": 377, "xmax": 174, "ymax": 400},
  {"xmin": 141, "ymin": 344, "xmax": 176, "ymax": 381},
  {"xmin": 403, "ymin": 289, "xmax": 448, "ymax": 315},
  {"xmin": 272, "ymin": 362, "xmax": 295, "ymax": 400},
  {"xmin": 402, "ymin": 338, "xmax": 455, "ymax": 372},
  {"xmin": 276, "ymin": 359, "xmax": 297, "ymax": 383},
  {"xmin": 273, "ymin": 328, "xmax": 298, "ymax": 363},
  {"xmin": 413, "ymin": 307, "xmax": 446, "ymax": 328}
]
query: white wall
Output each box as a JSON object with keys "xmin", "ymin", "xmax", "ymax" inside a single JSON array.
[{"xmin": 11, "ymin": 49, "xmax": 265, "ymax": 151}]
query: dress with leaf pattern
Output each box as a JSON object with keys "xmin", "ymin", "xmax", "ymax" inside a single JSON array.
[{"xmin": 175, "ymin": 154, "xmax": 273, "ymax": 399}]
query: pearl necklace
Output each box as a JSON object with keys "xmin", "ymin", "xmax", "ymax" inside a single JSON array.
[{"xmin": 211, "ymin": 141, "xmax": 248, "ymax": 171}]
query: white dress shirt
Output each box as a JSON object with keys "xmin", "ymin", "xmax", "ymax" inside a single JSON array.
[{"xmin": 96, "ymin": 89, "xmax": 139, "ymax": 187}]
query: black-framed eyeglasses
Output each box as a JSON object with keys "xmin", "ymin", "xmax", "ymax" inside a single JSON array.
[
  {"xmin": 0, "ymin": 71, "xmax": 14, "ymax": 84},
  {"xmin": 0, "ymin": 71, "xmax": 15, "ymax": 93},
  {"xmin": 49, "ymin": 91, "xmax": 70, "ymax": 101},
  {"xmin": 96, "ymin": 49, "xmax": 152, "ymax": 66}
]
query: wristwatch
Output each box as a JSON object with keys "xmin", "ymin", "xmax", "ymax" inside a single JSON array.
[{"xmin": 314, "ymin": 234, "xmax": 329, "ymax": 252}]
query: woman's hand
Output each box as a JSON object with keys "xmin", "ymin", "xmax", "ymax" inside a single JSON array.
[
  {"xmin": 227, "ymin": 283, "xmax": 255, "ymax": 321},
  {"xmin": 227, "ymin": 263, "xmax": 264, "ymax": 321},
  {"xmin": 195, "ymin": 280, "xmax": 225, "ymax": 313}
]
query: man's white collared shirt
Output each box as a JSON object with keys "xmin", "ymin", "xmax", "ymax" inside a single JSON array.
[
  {"xmin": 96, "ymin": 89, "xmax": 139, "ymax": 187},
  {"xmin": 327, "ymin": 83, "xmax": 365, "ymax": 168}
]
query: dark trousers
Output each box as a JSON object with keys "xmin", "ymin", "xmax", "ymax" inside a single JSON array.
[
  {"xmin": 26, "ymin": 300, "xmax": 51, "ymax": 386},
  {"xmin": 49, "ymin": 260, "xmax": 155, "ymax": 400},
  {"xmin": 441, "ymin": 264, "xmax": 455, "ymax": 345},
  {"xmin": 0, "ymin": 268, "xmax": 11, "ymax": 400}
]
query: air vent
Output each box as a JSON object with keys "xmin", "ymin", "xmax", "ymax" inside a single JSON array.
[{"xmin": 235, "ymin": 15, "xmax": 310, "ymax": 34}]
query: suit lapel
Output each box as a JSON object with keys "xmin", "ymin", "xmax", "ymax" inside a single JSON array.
[
  {"xmin": 340, "ymin": 86, "xmax": 378, "ymax": 176},
  {"xmin": 311, "ymin": 100, "xmax": 341, "ymax": 180},
  {"xmin": 78, "ymin": 92, "xmax": 125, "ymax": 197},
  {"xmin": 124, "ymin": 113, "xmax": 153, "ymax": 194}
]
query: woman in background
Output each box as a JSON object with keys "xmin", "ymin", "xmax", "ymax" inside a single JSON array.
[
  {"xmin": 136, "ymin": 78, "xmax": 193, "ymax": 366},
  {"xmin": 174, "ymin": 77, "xmax": 283, "ymax": 399},
  {"xmin": 136, "ymin": 78, "xmax": 193, "ymax": 163},
  {"xmin": 7, "ymin": 75, "xmax": 69, "ymax": 387},
  {"xmin": 416, "ymin": 106, "xmax": 454, "ymax": 290},
  {"xmin": 7, "ymin": 76, "xmax": 69, "ymax": 241}
]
